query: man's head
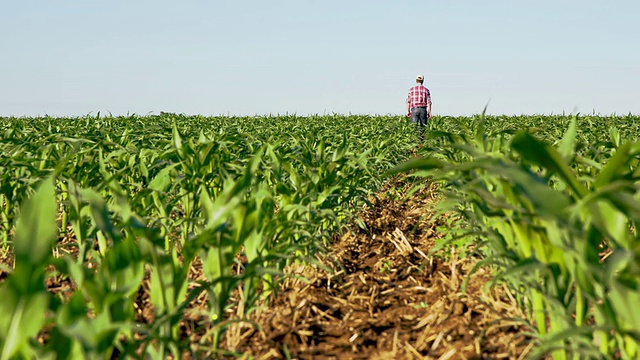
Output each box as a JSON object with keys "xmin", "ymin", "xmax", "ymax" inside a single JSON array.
[{"xmin": 416, "ymin": 74, "xmax": 424, "ymax": 84}]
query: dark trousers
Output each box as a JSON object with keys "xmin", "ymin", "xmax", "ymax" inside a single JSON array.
[{"xmin": 410, "ymin": 107, "xmax": 428, "ymax": 139}]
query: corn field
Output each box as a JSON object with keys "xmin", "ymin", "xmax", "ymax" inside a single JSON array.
[
  {"xmin": 392, "ymin": 113, "xmax": 640, "ymax": 359},
  {"xmin": 0, "ymin": 114, "xmax": 416, "ymax": 359},
  {"xmin": 1, "ymin": 113, "xmax": 639, "ymax": 359}
]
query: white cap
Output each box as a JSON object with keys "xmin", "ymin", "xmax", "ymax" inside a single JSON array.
[{"xmin": 416, "ymin": 74, "xmax": 424, "ymax": 81}]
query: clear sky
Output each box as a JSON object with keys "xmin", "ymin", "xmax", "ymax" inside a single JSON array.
[{"xmin": 1, "ymin": 1, "xmax": 639, "ymax": 117}]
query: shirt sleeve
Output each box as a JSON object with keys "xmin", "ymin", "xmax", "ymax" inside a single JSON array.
[{"xmin": 426, "ymin": 89, "xmax": 432, "ymax": 105}]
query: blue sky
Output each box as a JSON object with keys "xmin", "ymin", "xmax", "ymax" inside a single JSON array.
[{"xmin": 1, "ymin": 1, "xmax": 638, "ymax": 117}]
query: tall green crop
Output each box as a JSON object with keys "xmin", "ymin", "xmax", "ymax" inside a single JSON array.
[
  {"xmin": 0, "ymin": 113, "xmax": 417, "ymax": 358},
  {"xmin": 392, "ymin": 114, "xmax": 640, "ymax": 359}
]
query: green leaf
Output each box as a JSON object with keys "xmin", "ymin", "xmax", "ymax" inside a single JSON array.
[
  {"xmin": 474, "ymin": 110, "xmax": 487, "ymax": 149},
  {"xmin": 595, "ymin": 142, "xmax": 631, "ymax": 189},
  {"xmin": 148, "ymin": 164, "xmax": 178, "ymax": 192},
  {"xmin": 14, "ymin": 177, "xmax": 57, "ymax": 267},
  {"xmin": 557, "ymin": 116, "xmax": 577, "ymax": 161},
  {"xmin": 0, "ymin": 290, "xmax": 49, "ymax": 360},
  {"xmin": 511, "ymin": 132, "xmax": 588, "ymax": 199},
  {"xmin": 605, "ymin": 251, "xmax": 640, "ymax": 331},
  {"xmin": 78, "ymin": 187, "xmax": 119, "ymax": 242},
  {"xmin": 172, "ymin": 122, "xmax": 183, "ymax": 151}
]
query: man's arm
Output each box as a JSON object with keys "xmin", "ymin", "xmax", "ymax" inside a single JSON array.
[
  {"xmin": 427, "ymin": 89, "xmax": 432, "ymax": 118},
  {"xmin": 406, "ymin": 99, "xmax": 411, "ymax": 117}
]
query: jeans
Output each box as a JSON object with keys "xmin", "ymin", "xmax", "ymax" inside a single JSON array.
[
  {"xmin": 410, "ymin": 107, "xmax": 429, "ymax": 139},
  {"xmin": 410, "ymin": 107, "xmax": 429, "ymax": 127}
]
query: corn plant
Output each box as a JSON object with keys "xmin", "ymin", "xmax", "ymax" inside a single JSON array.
[
  {"xmin": 393, "ymin": 114, "xmax": 640, "ymax": 359},
  {"xmin": 0, "ymin": 113, "xmax": 417, "ymax": 358}
]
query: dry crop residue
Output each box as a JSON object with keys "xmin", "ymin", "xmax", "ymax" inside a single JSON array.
[{"xmin": 229, "ymin": 180, "xmax": 535, "ymax": 359}]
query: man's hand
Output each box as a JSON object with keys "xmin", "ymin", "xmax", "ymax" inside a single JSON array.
[{"xmin": 406, "ymin": 112, "xmax": 411, "ymax": 117}]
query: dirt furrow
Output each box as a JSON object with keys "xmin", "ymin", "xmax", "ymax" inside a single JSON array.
[{"xmin": 229, "ymin": 180, "xmax": 535, "ymax": 359}]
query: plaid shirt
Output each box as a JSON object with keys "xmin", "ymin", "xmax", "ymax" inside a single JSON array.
[{"xmin": 407, "ymin": 85, "xmax": 432, "ymax": 109}]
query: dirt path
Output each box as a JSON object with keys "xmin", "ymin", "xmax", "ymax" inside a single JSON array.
[{"xmin": 229, "ymin": 180, "xmax": 535, "ymax": 359}]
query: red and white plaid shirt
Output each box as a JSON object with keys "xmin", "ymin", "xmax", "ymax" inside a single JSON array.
[{"xmin": 407, "ymin": 85, "xmax": 432, "ymax": 108}]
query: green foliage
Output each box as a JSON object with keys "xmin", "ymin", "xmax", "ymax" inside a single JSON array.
[
  {"xmin": 4, "ymin": 112, "xmax": 640, "ymax": 359},
  {"xmin": 0, "ymin": 178, "xmax": 56, "ymax": 360},
  {"xmin": 0, "ymin": 114, "xmax": 416, "ymax": 358},
  {"xmin": 393, "ymin": 113, "xmax": 640, "ymax": 359}
]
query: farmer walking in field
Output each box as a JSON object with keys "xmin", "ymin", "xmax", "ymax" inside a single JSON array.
[{"xmin": 406, "ymin": 74, "xmax": 432, "ymax": 139}]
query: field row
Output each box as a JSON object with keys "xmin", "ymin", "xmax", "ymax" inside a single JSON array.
[
  {"xmin": 0, "ymin": 114, "xmax": 417, "ymax": 359},
  {"xmin": 398, "ymin": 114, "xmax": 640, "ymax": 359},
  {"xmin": 2, "ymin": 113, "xmax": 639, "ymax": 359}
]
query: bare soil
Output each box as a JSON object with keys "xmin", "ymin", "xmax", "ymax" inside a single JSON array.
[{"xmin": 223, "ymin": 180, "xmax": 536, "ymax": 359}]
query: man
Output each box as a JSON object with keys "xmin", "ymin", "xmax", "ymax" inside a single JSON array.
[{"xmin": 406, "ymin": 74, "xmax": 432, "ymax": 137}]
